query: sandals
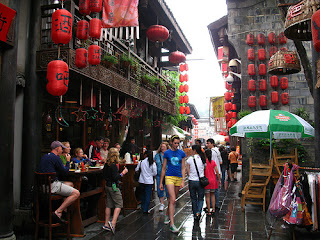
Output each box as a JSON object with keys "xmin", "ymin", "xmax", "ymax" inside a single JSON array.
[{"xmin": 102, "ymin": 225, "xmax": 111, "ymax": 231}]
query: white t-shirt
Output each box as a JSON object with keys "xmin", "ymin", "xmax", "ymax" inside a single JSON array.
[
  {"xmin": 186, "ymin": 154, "xmax": 205, "ymax": 181},
  {"xmin": 135, "ymin": 158, "xmax": 157, "ymax": 184},
  {"xmin": 211, "ymin": 148, "xmax": 222, "ymax": 175}
]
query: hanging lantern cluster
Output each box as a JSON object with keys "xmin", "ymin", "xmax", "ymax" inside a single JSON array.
[{"xmin": 179, "ymin": 63, "xmax": 190, "ymax": 114}]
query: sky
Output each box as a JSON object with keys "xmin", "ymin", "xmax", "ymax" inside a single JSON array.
[{"xmin": 165, "ymin": 0, "xmax": 228, "ymax": 118}]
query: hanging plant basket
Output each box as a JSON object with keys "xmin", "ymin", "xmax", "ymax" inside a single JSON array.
[{"xmin": 268, "ymin": 49, "xmax": 301, "ymax": 75}]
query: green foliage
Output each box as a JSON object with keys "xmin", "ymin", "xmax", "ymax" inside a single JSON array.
[
  {"xmin": 120, "ymin": 53, "xmax": 135, "ymax": 66},
  {"xmin": 292, "ymin": 107, "xmax": 314, "ymax": 127},
  {"xmin": 142, "ymin": 74, "xmax": 156, "ymax": 85},
  {"xmin": 102, "ymin": 54, "xmax": 118, "ymax": 64},
  {"xmin": 238, "ymin": 110, "xmax": 251, "ymax": 119}
]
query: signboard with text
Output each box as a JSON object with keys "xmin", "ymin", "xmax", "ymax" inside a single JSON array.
[{"xmin": 0, "ymin": 3, "xmax": 16, "ymax": 43}]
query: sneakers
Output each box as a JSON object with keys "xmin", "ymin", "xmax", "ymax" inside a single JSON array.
[
  {"xmin": 159, "ymin": 204, "xmax": 164, "ymax": 212},
  {"xmin": 164, "ymin": 215, "xmax": 170, "ymax": 224},
  {"xmin": 169, "ymin": 224, "xmax": 179, "ymax": 233}
]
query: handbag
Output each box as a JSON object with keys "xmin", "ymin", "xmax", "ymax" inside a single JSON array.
[
  {"xmin": 193, "ymin": 156, "xmax": 209, "ymax": 187},
  {"xmin": 134, "ymin": 161, "xmax": 141, "ymax": 182}
]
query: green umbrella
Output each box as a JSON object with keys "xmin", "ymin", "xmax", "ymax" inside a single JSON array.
[{"xmin": 229, "ymin": 110, "xmax": 314, "ymax": 159}]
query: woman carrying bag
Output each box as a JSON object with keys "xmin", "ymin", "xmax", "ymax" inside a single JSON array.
[{"xmin": 186, "ymin": 145, "xmax": 207, "ymax": 221}]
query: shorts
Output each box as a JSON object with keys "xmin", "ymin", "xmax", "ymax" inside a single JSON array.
[
  {"xmin": 165, "ymin": 176, "xmax": 182, "ymax": 187},
  {"xmin": 51, "ymin": 180, "xmax": 74, "ymax": 197},
  {"xmin": 205, "ymin": 189, "xmax": 216, "ymax": 193},
  {"xmin": 105, "ymin": 186, "xmax": 123, "ymax": 208},
  {"xmin": 230, "ymin": 163, "xmax": 238, "ymax": 173}
]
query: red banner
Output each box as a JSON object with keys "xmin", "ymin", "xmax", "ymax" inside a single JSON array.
[
  {"xmin": 102, "ymin": 0, "xmax": 139, "ymax": 28},
  {"xmin": 0, "ymin": 3, "xmax": 16, "ymax": 42}
]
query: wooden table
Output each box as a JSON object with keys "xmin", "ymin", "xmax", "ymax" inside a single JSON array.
[
  {"xmin": 66, "ymin": 168, "xmax": 106, "ymax": 237},
  {"xmin": 120, "ymin": 163, "xmax": 138, "ymax": 211}
]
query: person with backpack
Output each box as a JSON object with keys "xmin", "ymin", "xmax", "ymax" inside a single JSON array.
[
  {"xmin": 186, "ymin": 145, "xmax": 206, "ymax": 221},
  {"xmin": 229, "ymin": 146, "xmax": 239, "ymax": 181}
]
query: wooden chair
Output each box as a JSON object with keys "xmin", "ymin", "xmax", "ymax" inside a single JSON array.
[
  {"xmin": 241, "ymin": 158, "xmax": 273, "ymax": 212},
  {"xmin": 34, "ymin": 172, "xmax": 70, "ymax": 240}
]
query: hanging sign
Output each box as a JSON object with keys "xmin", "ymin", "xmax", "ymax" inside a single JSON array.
[
  {"xmin": 0, "ymin": 3, "xmax": 16, "ymax": 43},
  {"xmin": 211, "ymin": 96, "xmax": 225, "ymax": 118}
]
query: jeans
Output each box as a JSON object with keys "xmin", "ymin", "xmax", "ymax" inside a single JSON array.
[
  {"xmin": 214, "ymin": 175, "xmax": 220, "ymax": 208},
  {"xmin": 189, "ymin": 180, "xmax": 205, "ymax": 217},
  {"xmin": 221, "ymin": 165, "xmax": 227, "ymax": 187},
  {"xmin": 156, "ymin": 175, "xmax": 169, "ymax": 198},
  {"xmin": 140, "ymin": 183, "xmax": 153, "ymax": 213}
]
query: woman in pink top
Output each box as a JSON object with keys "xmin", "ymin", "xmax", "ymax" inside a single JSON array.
[{"xmin": 204, "ymin": 149, "xmax": 221, "ymax": 215}]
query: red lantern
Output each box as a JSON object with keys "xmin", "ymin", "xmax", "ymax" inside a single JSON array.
[
  {"xmin": 46, "ymin": 60, "xmax": 69, "ymax": 96},
  {"xmin": 179, "ymin": 85, "xmax": 185, "ymax": 93},
  {"xmin": 169, "ymin": 51, "xmax": 186, "ymax": 64},
  {"xmin": 246, "ymin": 33, "xmax": 254, "ymax": 46},
  {"xmin": 225, "ymin": 92, "xmax": 232, "ymax": 101},
  {"xmin": 280, "ymin": 77, "xmax": 288, "ymax": 90},
  {"xmin": 185, "ymin": 106, "xmax": 190, "ymax": 114},
  {"xmin": 268, "ymin": 32, "xmax": 276, "ymax": 45},
  {"xmin": 271, "ymin": 91, "xmax": 279, "ymax": 104},
  {"xmin": 183, "ymin": 95, "xmax": 189, "ymax": 104},
  {"xmin": 259, "ymin": 95, "xmax": 267, "ymax": 107},
  {"xmin": 89, "ymin": 18, "xmax": 101, "ymax": 39},
  {"xmin": 248, "ymin": 79, "xmax": 256, "ymax": 92},
  {"xmin": 312, "ymin": 10, "xmax": 320, "ymax": 52},
  {"xmin": 247, "ymin": 48, "xmax": 255, "ymax": 61},
  {"xmin": 219, "ymin": 131, "xmax": 227, "ymax": 136},
  {"xmin": 179, "ymin": 106, "xmax": 185, "ymax": 114},
  {"xmin": 248, "ymin": 64, "xmax": 255, "ymax": 76},
  {"xmin": 279, "ymin": 32, "xmax": 287, "ymax": 44},
  {"xmin": 225, "ymin": 103, "xmax": 231, "ymax": 111},
  {"xmin": 76, "ymin": 20, "xmax": 89, "ymax": 40},
  {"xmin": 225, "ymin": 136, "xmax": 230, "ymax": 142},
  {"xmin": 184, "ymin": 84, "xmax": 189, "ymax": 93},
  {"xmin": 259, "ymin": 64, "xmax": 266, "ymax": 76},
  {"xmin": 179, "ymin": 96, "xmax": 184, "ymax": 104},
  {"xmin": 179, "ymin": 75, "xmax": 185, "ymax": 83},
  {"xmin": 227, "ymin": 120, "xmax": 232, "ymax": 128},
  {"xmin": 79, "ymin": 0, "xmax": 91, "ymax": 15},
  {"xmin": 231, "ymin": 104, "xmax": 237, "ymax": 111},
  {"xmin": 258, "ymin": 49, "xmax": 266, "ymax": 61},
  {"xmin": 146, "ymin": 25, "xmax": 169, "ymax": 43},
  {"xmin": 270, "ymin": 75, "xmax": 278, "ymax": 88},
  {"xmin": 51, "ymin": 9, "xmax": 72, "ymax": 45},
  {"xmin": 75, "ymin": 48, "xmax": 88, "ymax": 69},
  {"xmin": 88, "ymin": 44, "xmax": 101, "ymax": 65},
  {"xmin": 281, "ymin": 92, "xmax": 289, "ymax": 105},
  {"xmin": 225, "ymin": 112, "xmax": 231, "ymax": 122},
  {"xmin": 232, "ymin": 119, "xmax": 237, "ymax": 125},
  {"xmin": 231, "ymin": 112, "xmax": 237, "ymax": 118},
  {"xmin": 184, "ymin": 74, "xmax": 189, "ymax": 82},
  {"xmin": 179, "ymin": 63, "xmax": 189, "ymax": 72},
  {"xmin": 257, "ymin": 33, "xmax": 265, "ymax": 45},
  {"xmin": 89, "ymin": 0, "xmax": 102, "ymax": 13},
  {"xmin": 248, "ymin": 96, "xmax": 256, "ymax": 108},
  {"xmin": 269, "ymin": 46, "xmax": 277, "ymax": 57},
  {"xmin": 259, "ymin": 79, "xmax": 267, "ymax": 92}
]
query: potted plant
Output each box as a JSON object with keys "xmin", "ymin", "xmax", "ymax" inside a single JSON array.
[
  {"xmin": 141, "ymin": 74, "xmax": 155, "ymax": 86},
  {"xmin": 120, "ymin": 53, "xmax": 135, "ymax": 68},
  {"xmin": 159, "ymin": 80, "xmax": 167, "ymax": 93},
  {"xmin": 102, "ymin": 53, "xmax": 118, "ymax": 68}
]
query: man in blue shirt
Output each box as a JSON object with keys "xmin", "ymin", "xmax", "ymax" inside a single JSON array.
[{"xmin": 38, "ymin": 141, "xmax": 80, "ymax": 223}]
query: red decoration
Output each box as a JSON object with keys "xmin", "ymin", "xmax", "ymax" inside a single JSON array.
[
  {"xmin": 179, "ymin": 106, "xmax": 185, "ymax": 114},
  {"xmin": 179, "ymin": 63, "xmax": 189, "ymax": 72},
  {"xmin": 225, "ymin": 103, "xmax": 231, "ymax": 111},
  {"xmin": 89, "ymin": 18, "xmax": 101, "ymax": 39},
  {"xmin": 246, "ymin": 33, "xmax": 254, "ymax": 46},
  {"xmin": 0, "ymin": 3, "xmax": 16, "ymax": 43},
  {"xmin": 247, "ymin": 48, "xmax": 255, "ymax": 61},
  {"xmin": 221, "ymin": 62, "xmax": 228, "ymax": 73},
  {"xmin": 271, "ymin": 91, "xmax": 279, "ymax": 104},
  {"xmin": 281, "ymin": 92, "xmax": 289, "ymax": 105},
  {"xmin": 183, "ymin": 95, "xmax": 189, "ymax": 104},
  {"xmin": 75, "ymin": 48, "xmax": 88, "ymax": 69},
  {"xmin": 90, "ymin": 0, "xmax": 102, "ymax": 13},
  {"xmin": 169, "ymin": 51, "xmax": 186, "ymax": 64},
  {"xmin": 220, "ymin": 131, "xmax": 227, "ymax": 136},
  {"xmin": 248, "ymin": 79, "xmax": 256, "ymax": 92},
  {"xmin": 231, "ymin": 112, "xmax": 237, "ymax": 118},
  {"xmin": 231, "ymin": 119, "xmax": 237, "ymax": 125},
  {"xmin": 280, "ymin": 47, "xmax": 288, "ymax": 51},
  {"xmin": 279, "ymin": 32, "xmax": 287, "ymax": 44},
  {"xmin": 179, "ymin": 85, "xmax": 184, "ymax": 93},
  {"xmin": 280, "ymin": 77, "xmax": 288, "ymax": 90},
  {"xmin": 185, "ymin": 106, "xmax": 190, "ymax": 114},
  {"xmin": 88, "ymin": 44, "xmax": 101, "ymax": 65},
  {"xmin": 270, "ymin": 75, "xmax": 279, "ymax": 88},
  {"xmin": 76, "ymin": 20, "xmax": 89, "ymax": 40},
  {"xmin": 248, "ymin": 64, "xmax": 256, "ymax": 76},
  {"xmin": 231, "ymin": 104, "xmax": 237, "ymax": 111},
  {"xmin": 248, "ymin": 96, "xmax": 256, "ymax": 108},
  {"xmin": 268, "ymin": 32, "xmax": 276, "ymax": 44},
  {"xmin": 227, "ymin": 121, "xmax": 232, "ymax": 128},
  {"xmin": 269, "ymin": 46, "xmax": 278, "ymax": 57},
  {"xmin": 179, "ymin": 75, "xmax": 184, "ymax": 82},
  {"xmin": 226, "ymin": 82, "xmax": 232, "ymax": 90},
  {"xmin": 312, "ymin": 10, "xmax": 320, "ymax": 52},
  {"xmin": 258, "ymin": 49, "xmax": 266, "ymax": 61},
  {"xmin": 284, "ymin": 53, "xmax": 297, "ymax": 64},
  {"xmin": 184, "ymin": 84, "xmax": 189, "ymax": 93},
  {"xmin": 179, "ymin": 96, "xmax": 184, "ymax": 104},
  {"xmin": 146, "ymin": 25, "xmax": 169, "ymax": 42},
  {"xmin": 51, "ymin": 9, "xmax": 72, "ymax": 45},
  {"xmin": 46, "ymin": 60, "xmax": 69, "ymax": 96},
  {"xmin": 259, "ymin": 79, "xmax": 267, "ymax": 92},
  {"xmin": 225, "ymin": 112, "xmax": 231, "ymax": 122},
  {"xmin": 225, "ymin": 136, "xmax": 230, "ymax": 142},
  {"xmin": 225, "ymin": 92, "xmax": 232, "ymax": 101},
  {"xmin": 79, "ymin": 0, "xmax": 91, "ymax": 15},
  {"xmin": 257, "ymin": 33, "xmax": 265, "ymax": 45},
  {"xmin": 259, "ymin": 95, "xmax": 267, "ymax": 107},
  {"xmin": 259, "ymin": 64, "xmax": 266, "ymax": 76}
]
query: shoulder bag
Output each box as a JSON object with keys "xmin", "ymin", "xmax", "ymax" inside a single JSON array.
[{"xmin": 193, "ymin": 156, "xmax": 209, "ymax": 187}]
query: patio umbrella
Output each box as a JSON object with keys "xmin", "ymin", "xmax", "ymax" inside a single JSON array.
[{"xmin": 229, "ymin": 110, "xmax": 314, "ymax": 159}]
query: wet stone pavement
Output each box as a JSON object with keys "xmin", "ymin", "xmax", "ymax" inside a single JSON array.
[{"xmin": 77, "ymin": 172, "xmax": 320, "ymax": 240}]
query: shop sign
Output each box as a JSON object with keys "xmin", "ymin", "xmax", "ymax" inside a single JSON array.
[{"xmin": 0, "ymin": 3, "xmax": 16, "ymax": 43}]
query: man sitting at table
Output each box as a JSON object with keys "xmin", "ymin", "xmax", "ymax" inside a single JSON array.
[
  {"xmin": 85, "ymin": 136, "xmax": 104, "ymax": 162},
  {"xmin": 38, "ymin": 141, "xmax": 80, "ymax": 223}
]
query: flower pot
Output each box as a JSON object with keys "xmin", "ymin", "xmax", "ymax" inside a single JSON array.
[{"xmin": 102, "ymin": 61, "xmax": 114, "ymax": 68}]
